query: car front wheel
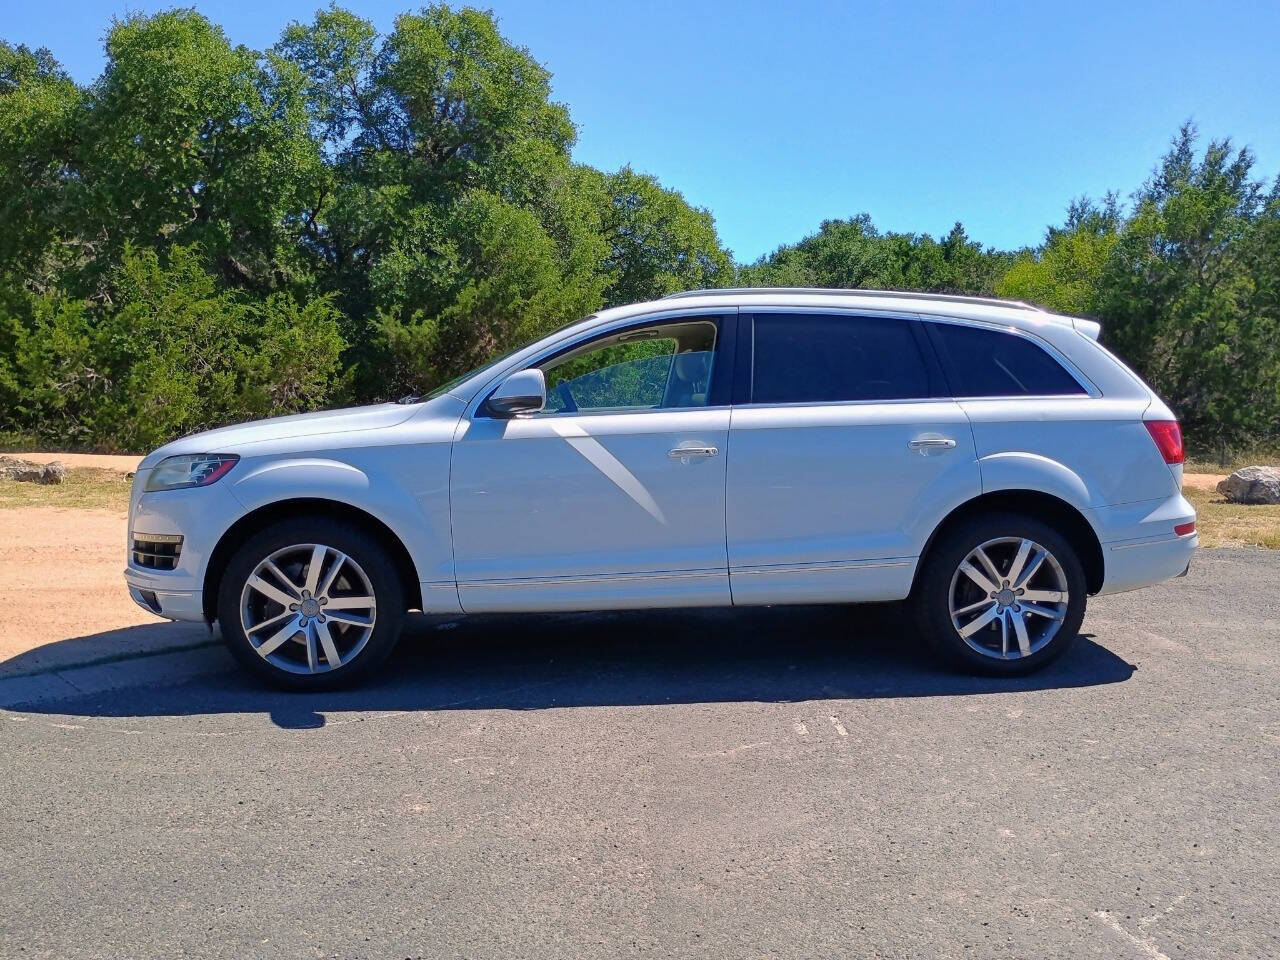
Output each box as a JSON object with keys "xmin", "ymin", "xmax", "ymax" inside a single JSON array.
[
  {"xmin": 217, "ymin": 517, "xmax": 405, "ymax": 690},
  {"xmin": 914, "ymin": 512, "xmax": 1087, "ymax": 675}
]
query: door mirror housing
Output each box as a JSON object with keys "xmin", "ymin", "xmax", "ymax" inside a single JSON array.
[{"xmin": 487, "ymin": 368, "xmax": 547, "ymax": 417}]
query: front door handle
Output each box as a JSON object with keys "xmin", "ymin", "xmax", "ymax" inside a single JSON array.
[
  {"xmin": 908, "ymin": 436, "xmax": 957, "ymax": 452},
  {"xmin": 668, "ymin": 444, "xmax": 719, "ymax": 462}
]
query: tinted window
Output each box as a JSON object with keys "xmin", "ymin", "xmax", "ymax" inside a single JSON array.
[
  {"xmin": 931, "ymin": 323, "xmax": 1086, "ymax": 397},
  {"xmin": 751, "ymin": 313, "xmax": 930, "ymax": 404}
]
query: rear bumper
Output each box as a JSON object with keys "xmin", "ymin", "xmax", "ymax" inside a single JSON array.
[
  {"xmin": 1092, "ymin": 491, "xmax": 1197, "ymax": 596},
  {"xmin": 1097, "ymin": 532, "xmax": 1198, "ymax": 595}
]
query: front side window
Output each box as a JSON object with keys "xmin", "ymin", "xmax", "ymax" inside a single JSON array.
[
  {"xmin": 930, "ymin": 322, "xmax": 1086, "ymax": 397},
  {"xmin": 539, "ymin": 320, "xmax": 717, "ymax": 414},
  {"xmin": 750, "ymin": 312, "xmax": 931, "ymax": 404}
]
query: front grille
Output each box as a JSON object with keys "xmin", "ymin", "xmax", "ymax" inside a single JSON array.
[{"xmin": 132, "ymin": 533, "xmax": 183, "ymax": 571}]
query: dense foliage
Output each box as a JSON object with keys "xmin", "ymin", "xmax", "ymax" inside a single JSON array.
[{"xmin": 1, "ymin": 8, "xmax": 1277, "ymax": 456}]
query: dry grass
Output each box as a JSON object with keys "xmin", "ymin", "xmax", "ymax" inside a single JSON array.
[
  {"xmin": 1185, "ymin": 450, "xmax": 1280, "ymax": 474},
  {"xmin": 0, "ymin": 468, "xmax": 133, "ymax": 512},
  {"xmin": 4, "ymin": 467, "xmax": 1278, "ymax": 550},
  {"xmin": 1183, "ymin": 485, "xmax": 1280, "ymax": 549}
]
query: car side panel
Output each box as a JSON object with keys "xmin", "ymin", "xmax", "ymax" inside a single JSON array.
[
  {"xmin": 126, "ymin": 396, "xmax": 466, "ymax": 621},
  {"xmin": 965, "ymin": 395, "xmax": 1199, "ymax": 595}
]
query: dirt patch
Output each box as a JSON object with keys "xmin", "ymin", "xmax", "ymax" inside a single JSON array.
[{"xmin": 0, "ymin": 507, "xmax": 161, "ymax": 666}]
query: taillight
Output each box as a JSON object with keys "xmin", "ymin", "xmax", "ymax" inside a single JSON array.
[
  {"xmin": 1144, "ymin": 420, "xmax": 1184, "ymax": 464},
  {"xmin": 1174, "ymin": 521, "xmax": 1196, "ymax": 536}
]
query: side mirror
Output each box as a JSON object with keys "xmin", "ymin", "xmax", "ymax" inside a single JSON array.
[{"xmin": 487, "ymin": 368, "xmax": 546, "ymax": 417}]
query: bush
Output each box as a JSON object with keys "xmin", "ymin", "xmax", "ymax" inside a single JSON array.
[{"xmin": 0, "ymin": 245, "xmax": 347, "ymax": 451}]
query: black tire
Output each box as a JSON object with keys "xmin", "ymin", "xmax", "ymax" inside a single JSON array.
[
  {"xmin": 912, "ymin": 511, "xmax": 1087, "ymax": 676},
  {"xmin": 217, "ymin": 516, "xmax": 405, "ymax": 690}
]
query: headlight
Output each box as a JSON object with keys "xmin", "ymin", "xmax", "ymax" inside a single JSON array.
[{"xmin": 145, "ymin": 454, "xmax": 240, "ymax": 492}]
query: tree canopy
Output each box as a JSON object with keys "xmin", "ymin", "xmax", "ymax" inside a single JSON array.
[{"xmin": 1, "ymin": 10, "xmax": 1277, "ymax": 456}]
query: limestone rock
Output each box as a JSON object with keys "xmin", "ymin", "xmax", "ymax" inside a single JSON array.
[
  {"xmin": 1216, "ymin": 465, "xmax": 1280, "ymax": 504},
  {"xmin": 0, "ymin": 456, "xmax": 67, "ymax": 484}
]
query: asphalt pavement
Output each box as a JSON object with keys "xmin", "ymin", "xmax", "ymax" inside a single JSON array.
[{"xmin": 2, "ymin": 547, "xmax": 1277, "ymax": 959}]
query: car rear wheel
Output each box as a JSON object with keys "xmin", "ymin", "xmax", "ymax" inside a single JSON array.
[
  {"xmin": 914, "ymin": 512, "xmax": 1086, "ymax": 675},
  {"xmin": 217, "ymin": 518, "xmax": 405, "ymax": 690}
]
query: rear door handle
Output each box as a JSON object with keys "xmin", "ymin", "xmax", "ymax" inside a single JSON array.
[
  {"xmin": 908, "ymin": 437, "xmax": 957, "ymax": 451},
  {"xmin": 668, "ymin": 444, "xmax": 718, "ymax": 462}
]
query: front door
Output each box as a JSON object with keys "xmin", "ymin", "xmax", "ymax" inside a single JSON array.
[{"xmin": 450, "ymin": 313, "xmax": 735, "ymax": 612}]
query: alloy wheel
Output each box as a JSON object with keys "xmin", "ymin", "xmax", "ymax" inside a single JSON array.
[
  {"xmin": 239, "ymin": 543, "xmax": 377, "ymax": 675},
  {"xmin": 947, "ymin": 536, "xmax": 1069, "ymax": 660}
]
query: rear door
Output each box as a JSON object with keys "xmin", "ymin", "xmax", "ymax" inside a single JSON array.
[{"xmin": 726, "ymin": 309, "xmax": 981, "ymax": 605}]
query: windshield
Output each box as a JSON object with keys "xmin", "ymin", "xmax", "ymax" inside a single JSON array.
[{"xmin": 422, "ymin": 315, "xmax": 597, "ymax": 401}]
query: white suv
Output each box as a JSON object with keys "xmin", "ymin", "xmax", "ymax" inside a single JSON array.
[{"xmin": 125, "ymin": 289, "xmax": 1197, "ymax": 688}]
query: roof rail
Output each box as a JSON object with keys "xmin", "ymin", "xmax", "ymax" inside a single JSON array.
[{"xmin": 660, "ymin": 287, "xmax": 1039, "ymax": 311}]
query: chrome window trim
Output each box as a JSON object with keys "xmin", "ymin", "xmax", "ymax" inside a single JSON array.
[
  {"xmin": 730, "ymin": 396, "xmax": 966, "ymax": 412},
  {"xmin": 517, "ymin": 404, "xmax": 730, "ymax": 419}
]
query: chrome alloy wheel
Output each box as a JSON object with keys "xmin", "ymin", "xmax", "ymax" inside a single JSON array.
[
  {"xmin": 947, "ymin": 537, "xmax": 1069, "ymax": 660},
  {"xmin": 239, "ymin": 543, "xmax": 377, "ymax": 675}
]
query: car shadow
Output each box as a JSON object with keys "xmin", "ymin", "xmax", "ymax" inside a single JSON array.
[{"xmin": 1, "ymin": 604, "xmax": 1135, "ymax": 728}]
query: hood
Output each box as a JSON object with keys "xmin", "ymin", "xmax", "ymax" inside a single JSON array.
[{"xmin": 138, "ymin": 402, "xmax": 422, "ymax": 469}]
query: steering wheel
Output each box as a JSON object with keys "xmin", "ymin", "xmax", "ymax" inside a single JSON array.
[{"xmin": 556, "ymin": 381, "xmax": 578, "ymax": 413}]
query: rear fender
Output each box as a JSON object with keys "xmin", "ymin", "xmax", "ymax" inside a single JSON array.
[{"xmin": 979, "ymin": 451, "xmax": 1094, "ymax": 518}]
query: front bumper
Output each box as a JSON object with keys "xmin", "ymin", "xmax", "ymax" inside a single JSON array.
[
  {"xmin": 124, "ymin": 575, "xmax": 206, "ymax": 622},
  {"xmin": 123, "ymin": 467, "xmax": 242, "ymax": 622}
]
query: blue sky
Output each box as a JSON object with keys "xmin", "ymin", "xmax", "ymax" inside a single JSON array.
[{"xmin": 6, "ymin": 0, "xmax": 1279, "ymax": 262}]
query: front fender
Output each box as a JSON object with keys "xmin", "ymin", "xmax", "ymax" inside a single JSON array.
[
  {"xmin": 231, "ymin": 456, "xmax": 374, "ymax": 505},
  {"xmin": 225, "ymin": 451, "xmax": 457, "ymax": 611}
]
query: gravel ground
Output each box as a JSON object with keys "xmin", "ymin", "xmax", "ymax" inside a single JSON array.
[
  {"xmin": 0, "ymin": 507, "xmax": 163, "ymax": 666},
  {"xmin": 1, "ymin": 548, "xmax": 1277, "ymax": 959}
]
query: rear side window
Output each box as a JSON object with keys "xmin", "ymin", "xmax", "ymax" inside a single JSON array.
[
  {"xmin": 751, "ymin": 313, "xmax": 931, "ymax": 404},
  {"xmin": 930, "ymin": 323, "xmax": 1086, "ymax": 397}
]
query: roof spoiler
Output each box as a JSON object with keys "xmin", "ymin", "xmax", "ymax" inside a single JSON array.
[{"xmin": 1071, "ymin": 317, "xmax": 1101, "ymax": 340}]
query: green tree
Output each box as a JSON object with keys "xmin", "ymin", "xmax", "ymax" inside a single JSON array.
[
  {"xmin": 0, "ymin": 43, "xmax": 83, "ymax": 289},
  {"xmin": 0, "ymin": 245, "xmax": 346, "ymax": 450},
  {"xmin": 277, "ymin": 6, "xmax": 602, "ymax": 392},
  {"xmin": 595, "ymin": 166, "xmax": 732, "ymax": 305},
  {"xmin": 997, "ymin": 196, "xmax": 1121, "ymax": 315},
  {"xmin": 1095, "ymin": 124, "xmax": 1280, "ymax": 451},
  {"xmin": 275, "ymin": 5, "xmax": 731, "ymax": 395},
  {"xmin": 372, "ymin": 189, "xmax": 604, "ymax": 393},
  {"xmin": 739, "ymin": 215, "xmax": 1011, "ymax": 294},
  {"xmin": 76, "ymin": 11, "xmax": 326, "ymax": 294}
]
